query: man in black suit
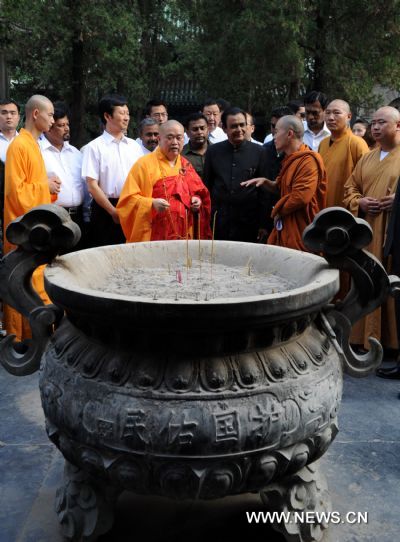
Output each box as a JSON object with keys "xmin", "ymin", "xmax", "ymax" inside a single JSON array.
[{"xmin": 203, "ymin": 106, "xmax": 269, "ymax": 242}]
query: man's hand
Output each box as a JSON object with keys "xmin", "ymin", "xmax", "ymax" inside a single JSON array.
[
  {"xmin": 380, "ymin": 193, "xmax": 395, "ymax": 211},
  {"xmin": 191, "ymin": 196, "xmax": 201, "ymax": 212},
  {"xmin": 152, "ymin": 198, "xmax": 170, "ymax": 212},
  {"xmin": 257, "ymin": 228, "xmax": 268, "ymax": 243},
  {"xmin": 110, "ymin": 207, "xmax": 120, "ymax": 224},
  {"xmin": 241, "ymin": 177, "xmax": 267, "ymax": 188},
  {"xmin": 48, "ymin": 175, "xmax": 61, "ymax": 194},
  {"xmin": 241, "ymin": 177, "xmax": 279, "ymax": 194},
  {"xmin": 358, "ymin": 197, "xmax": 381, "ymax": 216}
]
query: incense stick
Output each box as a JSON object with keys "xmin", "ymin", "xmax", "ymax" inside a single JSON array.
[
  {"xmin": 211, "ymin": 211, "xmax": 217, "ymax": 278},
  {"xmin": 186, "ymin": 209, "xmax": 189, "ymax": 282}
]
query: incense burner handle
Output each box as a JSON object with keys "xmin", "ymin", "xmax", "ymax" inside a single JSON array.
[
  {"xmin": 303, "ymin": 206, "xmax": 397, "ymax": 377},
  {"xmin": 0, "ymin": 205, "xmax": 80, "ymax": 375}
]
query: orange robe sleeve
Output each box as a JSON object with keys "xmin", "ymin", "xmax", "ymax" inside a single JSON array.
[
  {"xmin": 342, "ymin": 160, "xmax": 364, "ymax": 216},
  {"xmin": 271, "ymin": 157, "xmax": 321, "ymax": 217},
  {"xmin": 268, "ymin": 149, "xmax": 326, "ymax": 251},
  {"xmin": 117, "ymin": 157, "xmax": 154, "ymax": 243}
]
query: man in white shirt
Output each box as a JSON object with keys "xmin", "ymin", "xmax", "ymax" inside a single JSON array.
[
  {"xmin": 303, "ymin": 91, "xmax": 330, "ymax": 151},
  {"xmin": 137, "ymin": 118, "xmax": 159, "ymax": 154},
  {"xmin": 245, "ymin": 112, "xmax": 262, "ymax": 145},
  {"xmin": 0, "ymin": 98, "xmax": 20, "ymax": 162},
  {"xmin": 202, "ymin": 99, "xmax": 227, "ymax": 144},
  {"xmin": 82, "ymin": 94, "xmax": 143, "ymax": 246},
  {"xmin": 0, "ymin": 98, "xmax": 20, "ymax": 254},
  {"xmin": 40, "ymin": 102, "xmax": 89, "ymax": 249}
]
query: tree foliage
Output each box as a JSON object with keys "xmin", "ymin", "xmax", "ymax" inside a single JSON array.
[{"xmin": 1, "ymin": 0, "xmax": 400, "ymax": 144}]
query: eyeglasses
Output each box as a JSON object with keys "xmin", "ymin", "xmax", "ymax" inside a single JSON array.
[
  {"xmin": 204, "ymin": 111, "xmax": 219, "ymax": 117},
  {"xmin": 152, "ymin": 112, "xmax": 168, "ymax": 118}
]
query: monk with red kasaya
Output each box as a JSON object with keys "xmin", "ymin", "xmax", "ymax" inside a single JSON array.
[
  {"xmin": 241, "ymin": 115, "xmax": 327, "ymax": 251},
  {"xmin": 118, "ymin": 120, "xmax": 211, "ymax": 242}
]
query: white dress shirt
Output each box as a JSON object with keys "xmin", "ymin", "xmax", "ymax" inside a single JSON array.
[
  {"xmin": 82, "ymin": 130, "xmax": 143, "ymax": 198},
  {"xmin": 0, "ymin": 131, "xmax": 18, "ymax": 162},
  {"xmin": 209, "ymin": 126, "xmax": 228, "ymax": 144},
  {"xmin": 135, "ymin": 138, "xmax": 152, "ymax": 155},
  {"xmin": 303, "ymin": 123, "xmax": 331, "ymax": 151},
  {"xmin": 263, "ymin": 133, "xmax": 273, "ymax": 144},
  {"xmin": 40, "ymin": 138, "xmax": 85, "ymax": 208}
]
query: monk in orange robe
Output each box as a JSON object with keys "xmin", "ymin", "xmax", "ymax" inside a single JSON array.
[
  {"xmin": 343, "ymin": 106, "xmax": 400, "ymax": 351},
  {"xmin": 319, "ymin": 99, "xmax": 369, "ymax": 208},
  {"xmin": 4, "ymin": 95, "xmax": 56, "ymax": 341},
  {"xmin": 242, "ymin": 115, "xmax": 327, "ymax": 251},
  {"xmin": 117, "ymin": 120, "xmax": 211, "ymax": 242}
]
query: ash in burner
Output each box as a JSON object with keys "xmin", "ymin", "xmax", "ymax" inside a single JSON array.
[{"xmin": 106, "ymin": 261, "xmax": 294, "ymax": 301}]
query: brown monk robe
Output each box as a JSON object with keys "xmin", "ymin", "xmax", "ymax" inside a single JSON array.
[
  {"xmin": 241, "ymin": 115, "xmax": 327, "ymax": 252},
  {"xmin": 319, "ymin": 100, "xmax": 369, "ymax": 208},
  {"xmin": 268, "ymin": 144, "xmax": 327, "ymax": 251},
  {"xmin": 343, "ymin": 106, "xmax": 400, "ymax": 350}
]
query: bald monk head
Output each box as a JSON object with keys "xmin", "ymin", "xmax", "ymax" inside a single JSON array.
[
  {"xmin": 325, "ymin": 99, "xmax": 351, "ymax": 139},
  {"xmin": 159, "ymin": 120, "xmax": 185, "ymax": 162},
  {"xmin": 24, "ymin": 94, "xmax": 54, "ymax": 138},
  {"xmin": 371, "ymin": 106, "xmax": 400, "ymax": 151},
  {"xmin": 274, "ymin": 115, "xmax": 304, "ymax": 154}
]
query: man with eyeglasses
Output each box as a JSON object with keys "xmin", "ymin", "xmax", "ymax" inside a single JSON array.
[
  {"xmin": 303, "ymin": 91, "xmax": 330, "ymax": 151},
  {"xmin": 343, "ymin": 106, "xmax": 400, "ymax": 354},
  {"xmin": 145, "ymin": 99, "xmax": 169, "ymax": 125},
  {"xmin": 118, "ymin": 120, "xmax": 211, "ymax": 242},
  {"xmin": 202, "ymin": 99, "xmax": 227, "ymax": 144}
]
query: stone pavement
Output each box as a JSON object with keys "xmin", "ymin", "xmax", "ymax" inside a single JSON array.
[{"xmin": 0, "ymin": 362, "xmax": 399, "ymax": 542}]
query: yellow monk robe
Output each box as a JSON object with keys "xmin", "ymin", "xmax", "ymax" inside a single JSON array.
[
  {"xmin": 318, "ymin": 128, "xmax": 369, "ymax": 208},
  {"xmin": 4, "ymin": 128, "xmax": 52, "ymax": 340},
  {"xmin": 117, "ymin": 147, "xmax": 211, "ymax": 242},
  {"xmin": 268, "ymin": 144, "xmax": 327, "ymax": 251},
  {"xmin": 343, "ymin": 146, "xmax": 400, "ymax": 349}
]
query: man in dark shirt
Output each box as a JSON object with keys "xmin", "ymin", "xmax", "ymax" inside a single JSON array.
[
  {"xmin": 182, "ymin": 112, "xmax": 209, "ymax": 180},
  {"xmin": 203, "ymin": 106, "xmax": 268, "ymax": 242}
]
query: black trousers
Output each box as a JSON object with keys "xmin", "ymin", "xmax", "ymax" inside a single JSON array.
[{"xmin": 89, "ymin": 198, "xmax": 125, "ymax": 247}]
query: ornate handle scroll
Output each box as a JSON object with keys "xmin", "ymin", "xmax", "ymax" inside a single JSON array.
[
  {"xmin": 303, "ymin": 206, "xmax": 396, "ymax": 377},
  {"xmin": 0, "ymin": 204, "xmax": 80, "ymax": 375}
]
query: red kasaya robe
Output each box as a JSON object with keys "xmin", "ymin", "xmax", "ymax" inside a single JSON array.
[{"xmin": 118, "ymin": 148, "xmax": 211, "ymax": 242}]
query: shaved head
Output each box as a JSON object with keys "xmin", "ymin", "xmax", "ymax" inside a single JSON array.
[
  {"xmin": 25, "ymin": 94, "xmax": 53, "ymax": 116},
  {"xmin": 159, "ymin": 120, "xmax": 184, "ymax": 136},
  {"xmin": 276, "ymin": 115, "xmax": 304, "ymax": 139},
  {"xmin": 327, "ymin": 99, "xmax": 350, "ymax": 113},
  {"xmin": 159, "ymin": 119, "xmax": 185, "ymax": 160},
  {"xmin": 373, "ymin": 106, "xmax": 400, "ymax": 123}
]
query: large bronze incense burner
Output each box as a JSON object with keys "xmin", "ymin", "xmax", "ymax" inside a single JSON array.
[{"xmin": 0, "ymin": 205, "xmax": 396, "ymax": 542}]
